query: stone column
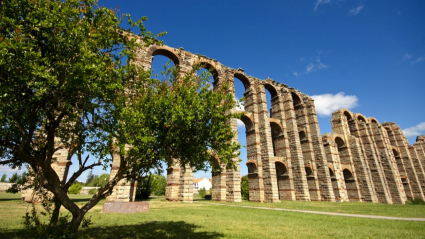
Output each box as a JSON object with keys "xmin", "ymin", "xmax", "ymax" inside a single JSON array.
[
  {"xmin": 178, "ymin": 164, "xmax": 193, "ymax": 202},
  {"xmin": 303, "ymin": 97, "xmax": 335, "ymax": 202},
  {"xmin": 282, "ymin": 91, "xmax": 310, "ymax": 201},
  {"xmin": 165, "ymin": 160, "xmax": 180, "ymax": 201},
  {"xmin": 370, "ymin": 122, "xmax": 406, "ymax": 204},
  {"xmin": 106, "ymin": 152, "xmax": 136, "ymax": 202},
  {"xmin": 383, "ymin": 122, "xmax": 424, "ymax": 200},
  {"xmin": 253, "ymin": 83, "xmax": 278, "ymax": 202}
]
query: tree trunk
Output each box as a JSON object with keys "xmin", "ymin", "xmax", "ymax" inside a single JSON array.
[
  {"xmin": 49, "ymin": 199, "xmax": 61, "ymax": 225},
  {"xmin": 70, "ymin": 210, "xmax": 85, "ymax": 234}
]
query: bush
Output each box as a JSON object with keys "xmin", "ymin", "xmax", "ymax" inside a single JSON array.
[
  {"xmin": 68, "ymin": 183, "xmax": 83, "ymax": 194},
  {"xmin": 23, "ymin": 204, "xmax": 92, "ymax": 239},
  {"xmin": 406, "ymin": 198, "xmax": 425, "ymax": 205},
  {"xmin": 151, "ymin": 174, "xmax": 166, "ymax": 196},
  {"xmin": 241, "ymin": 175, "xmax": 249, "ymax": 200},
  {"xmin": 88, "ymin": 188, "xmax": 97, "ymax": 195},
  {"xmin": 198, "ymin": 187, "xmax": 206, "ymax": 198}
]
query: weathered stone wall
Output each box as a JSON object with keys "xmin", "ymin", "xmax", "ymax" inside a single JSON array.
[{"xmin": 22, "ymin": 39, "xmax": 424, "ymax": 205}]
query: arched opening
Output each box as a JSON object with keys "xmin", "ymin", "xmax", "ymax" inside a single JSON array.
[
  {"xmin": 299, "ymin": 131, "xmax": 307, "ymax": 143},
  {"xmin": 246, "ymin": 161, "xmax": 258, "ymax": 178},
  {"xmin": 305, "ymin": 166, "xmax": 314, "ymax": 179},
  {"xmin": 335, "ymin": 137, "xmax": 345, "ymax": 153},
  {"xmin": 371, "ymin": 119, "xmax": 378, "ymax": 125},
  {"xmin": 343, "ymin": 169, "xmax": 353, "ymax": 180},
  {"xmin": 275, "ymin": 161, "xmax": 290, "ymax": 200},
  {"xmin": 329, "ymin": 167, "xmax": 340, "ymax": 199},
  {"xmin": 343, "ymin": 168, "xmax": 359, "ymax": 201},
  {"xmin": 357, "ymin": 115, "xmax": 366, "ymax": 123},
  {"xmin": 291, "ymin": 92, "xmax": 302, "ymax": 107},
  {"xmin": 264, "ymin": 84, "xmax": 278, "ymax": 118},
  {"xmin": 150, "ymin": 49, "xmax": 178, "ymax": 82},
  {"xmin": 270, "ymin": 121, "xmax": 285, "ymax": 157},
  {"xmin": 344, "ymin": 111, "xmax": 352, "ymax": 121},
  {"xmin": 197, "ymin": 62, "xmax": 219, "ymax": 89}
]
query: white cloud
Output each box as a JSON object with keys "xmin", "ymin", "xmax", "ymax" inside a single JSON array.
[
  {"xmin": 311, "ymin": 92, "xmax": 358, "ymax": 117},
  {"xmin": 349, "ymin": 5, "xmax": 364, "ymax": 15},
  {"xmin": 237, "ymin": 119, "xmax": 245, "ymax": 128},
  {"xmin": 314, "ymin": 0, "xmax": 331, "ymax": 11},
  {"xmin": 402, "ymin": 53, "xmax": 412, "ymax": 61},
  {"xmin": 0, "ymin": 165, "xmax": 26, "ymax": 176},
  {"xmin": 235, "ymin": 97, "xmax": 244, "ymax": 111},
  {"xmin": 411, "ymin": 56, "xmax": 425, "ymax": 64},
  {"xmin": 402, "ymin": 122, "xmax": 425, "ymax": 137},
  {"xmin": 293, "ymin": 52, "xmax": 329, "ymax": 77}
]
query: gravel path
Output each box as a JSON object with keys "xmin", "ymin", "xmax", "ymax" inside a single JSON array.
[{"xmin": 198, "ymin": 202, "xmax": 425, "ymax": 221}]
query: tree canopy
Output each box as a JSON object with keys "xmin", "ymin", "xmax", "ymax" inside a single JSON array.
[{"xmin": 0, "ymin": 0, "xmax": 239, "ymax": 234}]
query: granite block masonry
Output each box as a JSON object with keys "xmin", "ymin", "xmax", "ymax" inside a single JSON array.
[{"xmin": 22, "ymin": 38, "xmax": 424, "ymax": 205}]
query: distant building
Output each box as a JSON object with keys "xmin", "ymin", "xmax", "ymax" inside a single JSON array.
[{"xmin": 193, "ymin": 177, "xmax": 212, "ymax": 192}]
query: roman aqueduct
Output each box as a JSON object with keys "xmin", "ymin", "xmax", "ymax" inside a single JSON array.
[{"xmin": 22, "ymin": 38, "xmax": 425, "ymax": 205}]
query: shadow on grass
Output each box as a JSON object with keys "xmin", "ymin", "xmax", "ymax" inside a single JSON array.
[
  {"xmin": 81, "ymin": 221, "xmax": 224, "ymax": 239},
  {"xmin": 0, "ymin": 221, "xmax": 224, "ymax": 239}
]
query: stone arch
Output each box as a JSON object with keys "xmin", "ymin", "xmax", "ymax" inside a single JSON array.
[
  {"xmin": 275, "ymin": 161, "xmax": 291, "ymax": 200},
  {"xmin": 197, "ymin": 61, "xmax": 220, "ymax": 83},
  {"xmin": 246, "ymin": 159, "xmax": 258, "ymax": 178},
  {"xmin": 299, "ymin": 130, "xmax": 307, "ymax": 142},
  {"xmin": 305, "ymin": 165, "xmax": 314, "ymax": 178},
  {"xmin": 234, "ymin": 71, "xmax": 251, "ymax": 93},
  {"xmin": 147, "ymin": 45, "xmax": 181, "ymax": 67},
  {"xmin": 290, "ymin": 91, "xmax": 303, "ymax": 107},
  {"xmin": 239, "ymin": 113, "xmax": 255, "ymax": 132},
  {"xmin": 334, "ymin": 136, "xmax": 345, "ymax": 152},
  {"xmin": 369, "ymin": 117, "xmax": 380, "ymax": 125},
  {"xmin": 270, "ymin": 119, "xmax": 284, "ymax": 157},
  {"xmin": 263, "ymin": 83, "xmax": 278, "ymax": 99},
  {"xmin": 343, "ymin": 110, "xmax": 353, "ymax": 121},
  {"xmin": 356, "ymin": 114, "xmax": 367, "ymax": 123},
  {"xmin": 342, "ymin": 168, "xmax": 353, "ymax": 179}
]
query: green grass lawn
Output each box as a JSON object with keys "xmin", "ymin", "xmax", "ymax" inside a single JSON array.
[{"xmin": 0, "ymin": 192, "xmax": 424, "ymax": 238}]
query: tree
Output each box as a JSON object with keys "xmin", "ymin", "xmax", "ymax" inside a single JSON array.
[
  {"xmin": 85, "ymin": 170, "xmax": 95, "ymax": 186},
  {"xmin": 151, "ymin": 174, "xmax": 166, "ymax": 196},
  {"xmin": 0, "ymin": 173, "xmax": 6, "ymax": 182},
  {"xmin": 8, "ymin": 173, "xmax": 18, "ymax": 183},
  {"xmin": 0, "ymin": 0, "xmax": 239, "ymax": 234}
]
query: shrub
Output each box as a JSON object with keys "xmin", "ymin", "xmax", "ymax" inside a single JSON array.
[
  {"xmin": 68, "ymin": 183, "xmax": 83, "ymax": 194},
  {"xmin": 88, "ymin": 188, "xmax": 97, "ymax": 195},
  {"xmin": 241, "ymin": 175, "xmax": 249, "ymax": 200},
  {"xmin": 406, "ymin": 198, "xmax": 425, "ymax": 205},
  {"xmin": 198, "ymin": 187, "xmax": 206, "ymax": 198},
  {"xmin": 23, "ymin": 204, "xmax": 92, "ymax": 239}
]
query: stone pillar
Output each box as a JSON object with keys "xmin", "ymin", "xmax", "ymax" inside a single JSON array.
[
  {"xmin": 408, "ymin": 146, "xmax": 425, "ymax": 196},
  {"xmin": 178, "ymin": 164, "xmax": 193, "ymax": 202},
  {"xmin": 211, "ymin": 168, "xmax": 227, "ymax": 202},
  {"xmin": 243, "ymin": 83, "xmax": 265, "ymax": 202},
  {"xmin": 283, "ymin": 91, "xmax": 310, "ymax": 201},
  {"xmin": 322, "ymin": 134, "xmax": 348, "ymax": 202},
  {"xmin": 370, "ymin": 121, "xmax": 406, "ymax": 204},
  {"xmin": 331, "ymin": 109, "xmax": 377, "ymax": 203},
  {"xmin": 303, "ymin": 97, "xmax": 335, "ymax": 202},
  {"xmin": 383, "ymin": 122, "xmax": 425, "ymax": 200},
  {"xmin": 347, "ymin": 115, "xmax": 391, "ymax": 203},
  {"xmin": 165, "ymin": 161, "xmax": 180, "ymax": 201},
  {"xmin": 256, "ymin": 83, "xmax": 279, "ymax": 202},
  {"xmin": 106, "ymin": 152, "xmax": 136, "ymax": 202}
]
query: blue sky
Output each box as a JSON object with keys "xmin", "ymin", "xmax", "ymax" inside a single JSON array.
[{"xmin": 2, "ymin": 0, "xmax": 424, "ymax": 181}]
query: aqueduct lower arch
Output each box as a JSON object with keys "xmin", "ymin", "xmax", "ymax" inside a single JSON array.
[{"xmin": 22, "ymin": 38, "xmax": 425, "ymax": 205}]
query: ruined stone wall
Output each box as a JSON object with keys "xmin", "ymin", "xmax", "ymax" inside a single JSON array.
[{"xmin": 23, "ymin": 39, "xmax": 424, "ymax": 205}]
